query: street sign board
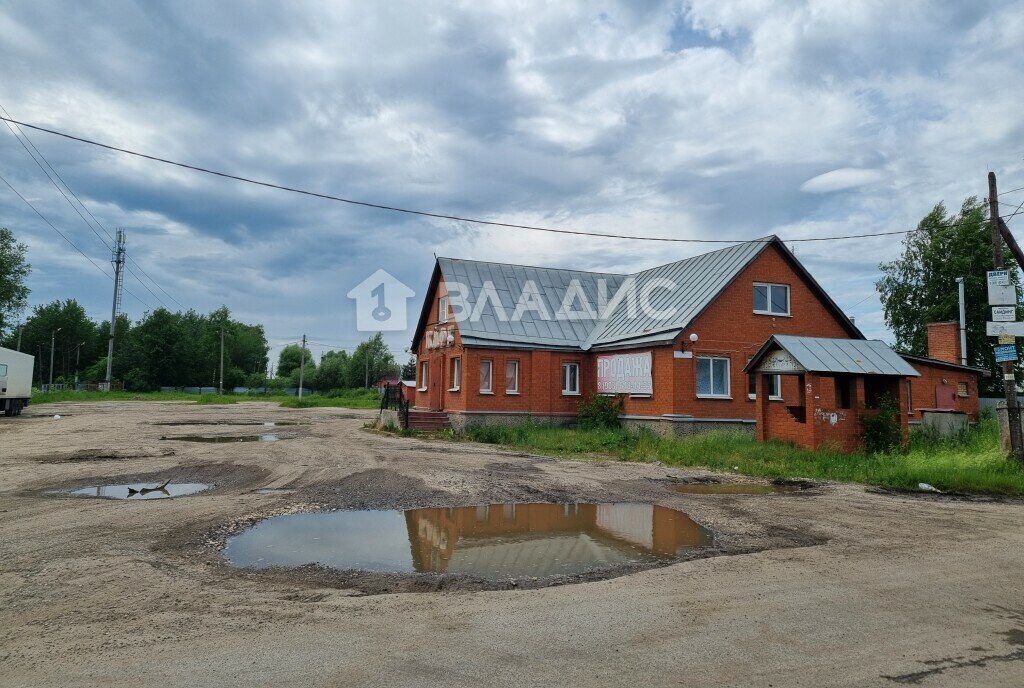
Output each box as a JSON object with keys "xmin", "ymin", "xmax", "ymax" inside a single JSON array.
[
  {"xmin": 993, "ymin": 306, "xmax": 1017, "ymax": 322},
  {"xmin": 987, "ymin": 272, "xmax": 1017, "ymax": 305},
  {"xmin": 989, "ymin": 270, "xmax": 1010, "ymax": 286},
  {"xmin": 999, "ymin": 334, "xmax": 1016, "ymax": 345},
  {"xmin": 995, "ymin": 345, "xmax": 1018, "ymax": 363},
  {"xmin": 988, "ymin": 321, "xmax": 1024, "ymax": 337}
]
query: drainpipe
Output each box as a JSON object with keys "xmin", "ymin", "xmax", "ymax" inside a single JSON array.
[{"xmin": 956, "ymin": 277, "xmax": 967, "ymax": 366}]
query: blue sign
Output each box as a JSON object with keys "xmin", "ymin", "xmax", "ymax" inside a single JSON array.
[{"xmin": 995, "ymin": 345, "xmax": 1018, "ymax": 363}]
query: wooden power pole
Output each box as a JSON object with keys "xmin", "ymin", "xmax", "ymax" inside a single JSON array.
[{"xmin": 989, "ymin": 172, "xmax": 1024, "ymax": 463}]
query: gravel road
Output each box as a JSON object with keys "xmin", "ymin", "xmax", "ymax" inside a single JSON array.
[{"xmin": 1, "ymin": 401, "xmax": 1022, "ymax": 687}]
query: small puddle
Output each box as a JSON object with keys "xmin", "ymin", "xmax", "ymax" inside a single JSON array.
[
  {"xmin": 57, "ymin": 482, "xmax": 210, "ymax": 500},
  {"xmin": 224, "ymin": 502, "xmax": 713, "ymax": 580},
  {"xmin": 671, "ymin": 482, "xmax": 801, "ymax": 495},
  {"xmin": 161, "ymin": 434, "xmax": 287, "ymax": 443}
]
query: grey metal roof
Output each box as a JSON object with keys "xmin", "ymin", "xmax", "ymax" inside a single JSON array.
[
  {"xmin": 748, "ymin": 335, "xmax": 920, "ymax": 377},
  {"xmin": 437, "ymin": 257, "xmax": 626, "ymax": 348},
  {"xmin": 583, "ymin": 239, "xmax": 769, "ymax": 349}
]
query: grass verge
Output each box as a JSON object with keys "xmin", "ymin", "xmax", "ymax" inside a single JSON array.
[
  {"xmin": 29, "ymin": 389, "xmax": 382, "ymax": 409},
  {"xmin": 464, "ymin": 419, "xmax": 1024, "ymax": 496}
]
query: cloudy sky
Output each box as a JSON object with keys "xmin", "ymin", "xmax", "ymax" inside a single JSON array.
[{"xmin": 1, "ymin": 0, "xmax": 1023, "ymax": 363}]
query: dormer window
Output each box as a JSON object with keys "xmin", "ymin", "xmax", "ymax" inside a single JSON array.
[{"xmin": 754, "ymin": 283, "xmax": 790, "ymax": 316}]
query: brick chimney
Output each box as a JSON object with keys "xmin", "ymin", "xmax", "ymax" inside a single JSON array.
[{"xmin": 926, "ymin": 321, "xmax": 961, "ymax": 364}]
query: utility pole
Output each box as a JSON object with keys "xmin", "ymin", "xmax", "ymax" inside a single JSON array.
[
  {"xmin": 75, "ymin": 341, "xmax": 84, "ymax": 387},
  {"xmin": 37, "ymin": 346, "xmax": 43, "ymax": 390},
  {"xmin": 15, "ymin": 322, "xmax": 21, "ymax": 351},
  {"xmin": 956, "ymin": 277, "xmax": 967, "ymax": 366},
  {"xmin": 298, "ymin": 334, "xmax": 307, "ymax": 401},
  {"xmin": 989, "ymin": 172, "xmax": 1024, "ymax": 462},
  {"xmin": 49, "ymin": 327, "xmax": 61, "ymax": 387},
  {"xmin": 104, "ymin": 229, "xmax": 126, "ymax": 390},
  {"xmin": 365, "ymin": 352, "xmax": 369, "ymax": 388},
  {"xmin": 218, "ymin": 324, "xmax": 225, "ymax": 395}
]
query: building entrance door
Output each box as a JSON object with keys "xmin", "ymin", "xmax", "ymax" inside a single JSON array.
[{"xmin": 428, "ymin": 356, "xmax": 443, "ymax": 410}]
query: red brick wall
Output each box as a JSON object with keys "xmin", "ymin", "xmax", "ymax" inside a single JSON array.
[
  {"xmin": 906, "ymin": 361, "xmax": 980, "ymax": 421},
  {"xmin": 926, "ymin": 322, "xmax": 962, "ymax": 364},
  {"xmin": 661, "ymin": 242, "xmax": 855, "ymax": 420}
]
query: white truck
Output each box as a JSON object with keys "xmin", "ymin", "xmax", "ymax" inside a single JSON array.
[{"xmin": 0, "ymin": 347, "xmax": 33, "ymax": 417}]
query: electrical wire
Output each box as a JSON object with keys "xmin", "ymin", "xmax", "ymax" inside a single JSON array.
[
  {"xmin": 0, "ymin": 105, "xmax": 186, "ymax": 310},
  {"xmin": 0, "ymin": 114, "xmax": 979, "ymax": 246},
  {"xmin": 0, "ymin": 171, "xmax": 153, "ymax": 309}
]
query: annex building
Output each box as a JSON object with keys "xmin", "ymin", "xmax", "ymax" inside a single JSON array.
[{"xmin": 409, "ymin": 236, "xmax": 985, "ymax": 448}]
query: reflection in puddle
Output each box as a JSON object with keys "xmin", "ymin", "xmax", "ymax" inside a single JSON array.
[
  {"xmin": 671, "ymin": 482, "xmax": 801, "ymax": 495},
  {"xmin": 161, "ymin": 434, "xmax": 286, "ymax": 443},
  {"xmin": 60, "ymin": 482, "xmax": 210, "ymax": 500},
  {"xmin": 224, "ymin": 502, "xmax": 714, "ymax": 579}
]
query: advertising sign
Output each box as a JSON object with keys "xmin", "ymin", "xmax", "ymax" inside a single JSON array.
[
  {"xmin": 987, "ymin": 270, "xmax": 1017, "ymax": 306},
  {"xmin": 987, "ymin": 322, "xmax": 1024, "ymax": 337},
  {"xmin": 993, "ymin": 306, "xmax": 1017, "ymax": 322},
  {"xmin": 995, "ymin": 345, "xmax": 1018, "ymax": 363},
  {"xmin": 597, "ymin": 352, "xmax": 653, "ymax": 395},
  {"xmin": 999, "ymin": 334, "xmax": 1016, "ymax": 345}
]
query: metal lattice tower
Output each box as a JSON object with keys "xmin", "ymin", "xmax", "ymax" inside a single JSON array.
[{"xmin": 104, "ymin": 229, "xmax": 126, "ymax": 389}]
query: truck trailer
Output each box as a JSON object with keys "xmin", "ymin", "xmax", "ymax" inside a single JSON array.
[{"xmin": 0, "ymin": 347, "xmax": 33, "ymax": 417}]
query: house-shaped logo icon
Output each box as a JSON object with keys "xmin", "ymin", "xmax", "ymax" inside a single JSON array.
[{"xmin": 347, "ymin": 269, "xmax": 416, "ymax": 332}]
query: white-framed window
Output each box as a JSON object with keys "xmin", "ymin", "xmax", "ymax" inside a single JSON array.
[
  {"xmin": 418, "ymin": 360, "xmax": 428, "ymax": 391},
  {"xmin": 480, "ymin": 359, "xmax": 493, "ymax": 394},
  {"xmin": 747, "ymin": 373, "xmax": 781, "ymax": 400},
  {"xmin": 754, "ymin": 282, "xmax": 790, "ymax": 316},
  {"xmin": 0, "ymin": 364, "xmax": 7, "ymax": 377},
  {"xmin": 697, "ymin": 356, "xmax": 731, "ymax": 398},
  {"xmin": 438, "ymin": 295, "xmax": 449, "ymax": 323},
  {"xmin": 562, "ymin": 362, "xmax": 580, "ymax": 395},
  {"xmin": 449, "ymin": 357, "xmax": 461, "ymax": 391},
  {"xmin": 957, "ymin": 381, "xmax": 968, "ymax": 398},
  {"xmin": 505, "ymin": 360, "xmax": 520, "ymax": 394}
]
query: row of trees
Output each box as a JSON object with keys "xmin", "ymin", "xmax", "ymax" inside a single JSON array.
[
  {"xmin": 276, "ymin": 333, "xmax": 406, "ymax": 390},
  {"xmin": 1, "ymin": 299, "xmax": 271, "ymax": 391}
]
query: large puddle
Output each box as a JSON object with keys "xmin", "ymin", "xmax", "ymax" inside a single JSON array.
[
  {"xmin": 224, "ymin": 502, "xmax": 714, "ymax": 580},
  {"xmin": 60, "ymin": 482, "xmax": 210, "ymax": 500},
  {"xmin": 161, "ymin": 434, "xmax": 287, "ymax": 443},
  {"xmin": 671, "ymin": 482, "xmax": 801, "ymax": 495}
]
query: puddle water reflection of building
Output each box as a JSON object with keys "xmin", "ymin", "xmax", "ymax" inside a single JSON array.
[{"xmin": 224, "ymin": 503, "xmax": 714, "ymax": 580}]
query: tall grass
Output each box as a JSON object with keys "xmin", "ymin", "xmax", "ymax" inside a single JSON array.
[{"xmin": 466, "ymin": 419, "xmax": 1024, "ymax": 495}]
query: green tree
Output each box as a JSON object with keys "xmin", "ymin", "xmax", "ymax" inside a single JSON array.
[
  {"xmin": 877, "ymin": 197, "xmax": 1017, "ymax": 393},
  {"xmin": 0, "ymin": 227, "xmax": 31, "ymax": 337},
  {"xmin": 313, "ymin": 350, "xmax": 352, "ymax": 391},
  {"xmin": 278, "ymin": 343, "xmax": 314, "ymax": 379},
  {"xmin": 401, "ymin": 355, "xmax": 416, "ymax": 380},
  {"xmin": 347, "ymin": 333, "xmax": 397, "ymax": 387},
  {"xmin": 8, "ymin": 300, "xmax": 98, "ymax": 384}
]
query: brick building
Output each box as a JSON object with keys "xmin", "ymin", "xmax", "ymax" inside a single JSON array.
[{"xmin": 409, "ymin": 236, "xmax": 985, "ymax": 445}]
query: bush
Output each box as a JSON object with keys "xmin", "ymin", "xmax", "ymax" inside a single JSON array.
[
  {"xmin": 861, "ymin": 393, "xmax": 903, "ymax": 454},
  {"xmin": 577, "ymin": 394, "xmax": 624, "ymax": 430}
]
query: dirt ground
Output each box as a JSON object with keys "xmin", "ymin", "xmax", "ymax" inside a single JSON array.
[{"xmin": 1, "ymin": 401, "xmax": 1023, "ymax": 687}]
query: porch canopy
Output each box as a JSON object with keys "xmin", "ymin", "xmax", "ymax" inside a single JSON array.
[
  {"xmin": 743, "ymin": 335, "xmax": 918, "ymax": 453},
  {"xmin": 743, "ymin": 335, "xmax": 920, "ymax": 378}
]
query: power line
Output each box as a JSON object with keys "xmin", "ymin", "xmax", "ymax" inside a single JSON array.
[
  {"xmin": 0, "ymin": 114, "xmax": 973, "ymax": 246},
  {"xmin": 0, "ymin": 171, "xmax": 153, "ymax": 309},
  {"xmin": 999, "ymin": 184, "xmax": 1024, "ymax": 197},
  {"xmin": 0, "ymin": 106, "xmax": 186, "ymax": 310}
]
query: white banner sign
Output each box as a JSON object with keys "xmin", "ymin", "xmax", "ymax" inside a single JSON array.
[
  {"xmin": 993, "ymin": 306, "xmax": 1017, "ymax": 322},
  {"xmin": 987, "ymin": 321, "xmax": 1024, "ymax": 337},
  {"xmin": 987, "ymin": 271, "xmax": 1017, "ymax": 306},
  {"xmin": 597, "ymin": 352, "xmax": 653, "ymax": 395}
]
